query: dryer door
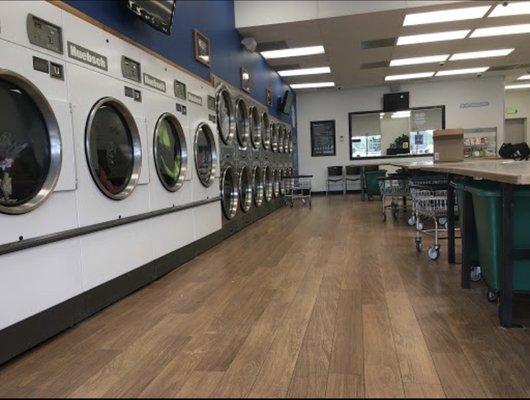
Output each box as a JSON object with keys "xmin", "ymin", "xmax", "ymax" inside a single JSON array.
[
  {"xmin": 216, "ymin": 86, "xmax": 235, "ymax": 145},
  {"xmin": 194, "ymin": 122, "xmax": 218, "ymax": 187},
  {"xmin": 238, "ymin": 165, "xmax": 252, "ymax": 213},
  {"xmin": 261, "ymin": 112, "xmax": 271, "ymax": 150},
  {"xmin": 221, "ymin": 165, "xmax": 238, "ymax": 219},
  {"xmin": 273, "ymin": 169, "xmax": 280, "ymax": 198},
  {"xmin": 235, "ymin": 98, "xmax": 249, "ymax": 148},
  {"xmin": 253, "ymin": 166, "xmax": 264, "ymax": 207},
  {"xmin": 154, "ymin": 113, "xmax": 187, "ymax": 192},
  {"xmin": 85, "ymin": 97, "xmax": 142, "ymax": 200},
  {"xmin": 264, "ymin": 166, "xmax": 273, "ymax": 203},
  {"xmin": 249, "ymin": 106, "xmax": 262, "ymax": 149},
  {"xmin": 271, "ymin": 123, "xmax": 278, "ymax": 152},
  {"xmin": 0, "ymin": 70, "xmax": 61, "ymax": 214}
]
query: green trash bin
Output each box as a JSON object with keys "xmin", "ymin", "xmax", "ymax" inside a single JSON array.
[
  {"xmin": 364, "ymin": 169, "xmax": 386, "ymax": 197},
  {"xmin": 467, "ymin": 181, "xmax": 530, "ymax": 299},
  {"xmin": 454, "ymin": 180, "xmax": 480, "ymax": 267}
]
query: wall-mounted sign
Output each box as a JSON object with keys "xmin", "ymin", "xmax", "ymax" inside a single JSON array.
[
  {"xmin": 143, "ymin": 73, "xmax": 166, "ymax": 92},
  {"xmin": 67, "ymin": 41, "xmax": 107, "ymax": 71},
  {"xmin": 193, "ymin": 29, "xmax": 211, "ymax": 68},
  {"xmin": 188, "ymin": 91, "xmax": 203, "ymax": 106},
  {"xmin": 207, "ymin": 95, "xmax": 216, "ymax": 111},
  {"xmin": 311, "ymin": 120, "xmax": 336, "ymax": 157},
  {"xmin": 460, "ymin": 101, "xmax": 489, "ymax": 109},
  {"xmin": 241, "ymin": 67, "xmax": 251, "ymax": 93},
  {"xmin": 266, "ymin": 88, "xmax": 272, "ymax": 106},
  {"xmin": 174, "ymin": 80, "xmax": 186, "ymax": 100}
]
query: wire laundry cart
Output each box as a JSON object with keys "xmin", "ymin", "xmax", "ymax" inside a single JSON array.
[
  {"xmin": 409, "ymin": 173, "xmax": 453, "ymax": 261},
  {"xmin": 284, "ymin": 174, "xmax": 313, "ymax": 208},
  {"xmin": 377, "ymin": 174, "xmax": 410, "ymax": 222}
]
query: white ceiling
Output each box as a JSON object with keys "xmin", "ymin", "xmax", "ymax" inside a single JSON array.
[{"xmin": 237, "ymin": 1, "xmax": 530, "ymax": 90}]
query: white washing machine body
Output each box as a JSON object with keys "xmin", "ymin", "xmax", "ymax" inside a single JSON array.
[{"xmin": 187, "ymin": 78, "xmax": 221, "ymax": 239}]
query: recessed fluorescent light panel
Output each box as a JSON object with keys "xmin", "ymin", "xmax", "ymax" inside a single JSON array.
[
  {"xmin": 489, "ymin": 1, "xmax": 530, "ymax": 18},
  {"xmin": 278, "ymin": 66, "xmax": 331, "ymax": 77},
  {"xmin": 290, "ymin": 82, "xmax": 335, "ymax": 89},
  {"xmin": 506, "ymin": 83, "xmax": 530, "ymax": 90},
  {"xmin": 436, "ymin": 67, "xmax": 489, "ymax": 76},
  {"xmin": 403, "ymin": 5, "xmax": 491, "ymax": 26},
  {"xmin": 397, "ymin": 30, "xmax": 470, "ymax": 45},
  {"xmin": 385, "ymin": 72, "xmax": 434, "ymax": 81},
  {"xmin": 518, "ymin": 75, "xmax": 530, "ymax": 80},
  {"xmin": 450, "ymin": 48, "xmax": 514, "ymax": 61},
  {"xmin": 261, "ymin": 45, "xmax": 325, "ymax": 59},
  {"xmin": 390, "ymin": 54, "xmax": 449, "ymax": 66},
  {"xmin": 471, "ymin": 24, "xmax": 530, "ymax": 38}
]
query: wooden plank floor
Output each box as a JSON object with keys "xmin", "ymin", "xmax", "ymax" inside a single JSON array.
[{"xmin": 2, "ymin": 195, "xmax": 530, "ymax": 398}]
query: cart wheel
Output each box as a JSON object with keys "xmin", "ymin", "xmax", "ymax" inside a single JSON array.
[
  {"xmin": 428, "ymin": 246, "xmax": 440, "ymax": 261},
  {"xmin": 438, "ymin": 217, "xmax": 447, "ymax": 226},
  {"xmin": 470, "ymin": 266, "xmax": 482, "ymax": 282},
  {"xmin": 407, "ymin": 216, "xmax": 416, "ymax": 226},
  {"xmin": 382, "ymin": 212, "xmax": 387, "ymax": 222},
  {"xmin": 417, "ymin": 221, "xmax": 424, "ymax": 231},
  {"xmin": 487, "ymin": 290, "xmax": 499, "ymax": 303},
  {"xmin": 415, "ymin": 240, "xmax": 423, "ymax": 252}
]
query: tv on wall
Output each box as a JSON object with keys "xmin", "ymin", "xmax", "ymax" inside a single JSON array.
[{"xmin": 126, "ymin": 0, "xmax": 176, "ymax": 35}]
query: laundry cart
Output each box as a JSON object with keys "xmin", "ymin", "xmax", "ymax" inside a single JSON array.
[
  {"xmin": 377, "ymin": 173, "xmax": 410, "ymax": 222},
  {"xmin": 284, "ymin": 174, "xmax": 313, "ymax": 208},
  {"xmin": 409, "ymin": 173, "xmax": 453, "ymax": 261}
]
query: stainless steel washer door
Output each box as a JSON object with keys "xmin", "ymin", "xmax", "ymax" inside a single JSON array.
[
  {"xmin": 0, "ymin": 70, "xmax": 62, "ymax": 214},
  {"xmin": 216, "ymin": 86, "xmax": 235, "ymax": 145},
  {"xmin": 273, "ymin": 169, "xmax": 280, "ymax": 198},
  {"xmin": 271, "ymin": 123, "xmax": 278, "ymax": 152},
  {"xmin": 86, "ymin": 97, "xmax": 142, "ymax": 200},
  {"xmin": 235, "ymin": 98, "xmax": 249, "ymax": 148},
  {"xmin": 238, "ymin": 165, "xmax": 252, "ymax": 212},
  {"xmin": 278, "ymin": 125, "xmax": 284, "ymax": 153},
  {"xmin": 221, "ymin": 165, "xmax": 238, "ymax": 219},
  {"xmin": 261, "ymin": 112, "xmax": 271, "ymax": 150},
  {"xmin": 249, "ymin": 106, "xmax": 262, "ymax": 149},
  {"xmin": 264, "ymin": 165, "xmax": 273, "ymax": 202},
  {"xmin": 280, "ymin": 168, "xmax": 286, "ymax": 196},
  {"xmin": 194, "ymin": 122, "xmax": 218, "ymax": 187},
  {"xmin": 252, "ymin": 166, "xmax": 264, "ymax": 207},
  {"xmin": 154, "ymin": 113, "xmax": 187, "ymax": 192}
]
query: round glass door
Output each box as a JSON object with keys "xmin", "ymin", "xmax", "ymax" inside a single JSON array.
[
  {"xmin": 216, "ymin": 86, "xmax": 235, "ymax": 145},
  {"xmin": 278, "ymin": 126, "xmax": 284, "ymax": 153},
  {"xmin": 271, "ymin": 123, "xmax": 278, "ymax": 152},
  {"xmin": 86, "ymin": 97, "xmax": 141, "ymax": 200},
  {"xmin": 221, "ymin": 166, "xmax": 238, "ymax": 219},
  {"xmin": 239, "ymin": 165, "xmax": 252, "ymax": 212},
  {"xmin": 283, "ymin": 128, "xmax": 290, "ymax": 154},
  {"xmin": 280, "ymin": 168, "xmax": 286, "ymax": 196},
  {"xmin": 194, "ymin": 123, "xmax": 218, "ymax": 187},
  {"xmin": 235, "ymin": 98, "xmax": 249, "ymax": 148},
  {"xmin": 261, "ymin": 112, "xmax": 271, "ymax": 150},
  {"xmin": 273, "ymin": 169, "xmax": 280, "ymax": 198},
  {"xmin": 249, "ymin": 106, "xmax": 262, "ymax": 149},
  {"xmin": 253, "ymin": 166, "xmax": 264, "ymax": 207},
  {"xmin": 264, "ymin": 166, "xmax": 273, "ymax": 202},
  {"xmin": 154, "ymin": 113, "xmax": 187, "ymax": 192},
  {"xmin": 0, "ymin": 71, "xmax": 61, "ymax": 214},
  {"xmin": 287, "ymin": 130, "xmax": 293, "ymax": 153}
]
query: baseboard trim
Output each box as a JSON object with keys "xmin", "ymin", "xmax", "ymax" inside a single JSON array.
[{"xmin": 0, "ymin": 200, "xmax": 284, "ymax": 366}]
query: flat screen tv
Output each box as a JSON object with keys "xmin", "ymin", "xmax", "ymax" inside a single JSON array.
[
  {"xmin": 126, "ymin": 0, "xmax": 176, "ymax": 35},
  {"xmin": 279, "ymin": 90, "xmax": 293, "ymax": 115},
  {"xmin": 383, "ymin": 91, "xmax": 409, "ymax": 112}
]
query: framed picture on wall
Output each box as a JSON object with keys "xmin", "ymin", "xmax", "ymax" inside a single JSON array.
[
  {"xmin": 266, "ymin": 88, "xmax": 273, "ymax": 106},
  {"xmin": 193, "ymin": 29, "xmax": 211, "ymax": 67},
  {"xmin": 241, "ymin": 67, "xmax": 251, "ymax": 93},
  {"xmin": 311, "ymin": 120, "xmax": 336, "ymax": 157}
]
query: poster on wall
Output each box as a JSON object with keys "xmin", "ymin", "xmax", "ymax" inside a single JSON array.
[
  {"xmin": 311, "ymin": 120, "xmax": 336, "ymax": 157},
  {"xmin": 193, "ymin": 29, "xmax": 211, "ymax": 67}
]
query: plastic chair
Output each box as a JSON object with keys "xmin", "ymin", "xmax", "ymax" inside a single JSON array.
[
  {"xmin": 326, "ymin": 166, "xmax": 345, "ymax": 195},
  {"xmin": 345, "ymin": 166, "xmax": 361, "ymax": 192}
]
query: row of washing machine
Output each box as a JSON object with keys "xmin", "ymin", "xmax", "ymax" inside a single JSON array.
[{"xmin": 214, "ymin": 84, "xmax": 294, "ymax": 231}]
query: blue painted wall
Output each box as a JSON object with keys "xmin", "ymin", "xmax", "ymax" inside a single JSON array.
[{"xmin": 64, "ymin": 0, "xmax": 294, "ymax": 124}]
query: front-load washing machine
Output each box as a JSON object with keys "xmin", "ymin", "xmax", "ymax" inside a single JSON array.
[
  {"xmin": 216, "ymin": 84, "xmax": 237, "ymax": 161},
  {"xmin": 261, "ymin": 111, "xmax": 271, "ymax": 152},
  {"xmin": 237, "ymin": 159, "xmax": 253, "ymax": 227},
  {"xmin": 249, "ymin": 104, "xmax": 262, "ymax": 151},
  {"xmin": 187, "ymin": 79, "xmax": 221, "ymax": 240},
  {"xmin": 272, "ymin": 167, "xmax": 281, "ymax": 199},
  {"xmin": 235, "ymin": 96, "xmax": 250, "ymax": 162},
  {"xmin": 220, "ymin": 158, "xmax": 238, "ymax": 224},
  {"xmin": 252, "ymin": 162, "xmax": 264, "ymax": 209},
  {"xmin": 0, "ymin": 4, "xmax": 79, "ymax": 246},
  {"xmin": 263, "ymin": 164, "xmax": 274, "ymax": 205},
  {"xmin": 270, "ymin": 122, "xmax": 279, "ymax": 153},
  {"xmin": 278, "ymin": 124, "xmax": 285, "ymax": 154}
]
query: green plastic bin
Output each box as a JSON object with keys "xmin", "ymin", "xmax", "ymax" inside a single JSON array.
[
  {"xmin": 467, "ymin": 181, "xmax": 530, "ymax": 294},
  {"xmin": 364, "ymin": 169, "xmax": 386, "ymax": 197},
  {"xmin": 454, "ymin": 180, "xmax": 479, "ymax": 265}
]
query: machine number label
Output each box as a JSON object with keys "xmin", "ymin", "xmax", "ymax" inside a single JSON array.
[
  {"xmin": 67, "ymin": 41, "xmax": 108, "ymax": 71},
  {"xmin": 143, "ymin": 73, "xmax": 166, "ymax": 92},
  {"xmin": 187, "ymin": 91, "xmax": 202, "ymax": 106}
]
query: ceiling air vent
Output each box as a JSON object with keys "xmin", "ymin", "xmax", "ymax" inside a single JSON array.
[
  {"xmin": 361, "ymin": 61, "xmax": 389, "ymax": 70},
  {"xmin": 256, "ymin": 41, "xmax": 289, "ymax": 52},
  {"xmin": 361, "ymin": 38, "xmax": 396, "ymax": 49}
]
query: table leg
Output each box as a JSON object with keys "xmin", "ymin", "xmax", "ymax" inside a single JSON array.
[
  {"xmin": 447, "ymin": 174, "xmax": 456, "ymax": 264},
  {"xmin": 499, "ymin": 183, "xmax": 515, "ymax": 327},
  {"xmin": 461, "ymin": 189, "xmax": 473, "ymax": 289},
  {"xmin": 361, "ymin": 167, "xmax": 366, "ymax": 201}
]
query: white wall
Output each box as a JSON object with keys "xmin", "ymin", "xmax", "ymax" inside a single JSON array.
[
  {"xmin": 505, "ymin": 89, "xmax": 530, "ymax": 142},
  {"xmin": 296, "ymin": 77, "xmax": 505, "ymax": 191}
]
